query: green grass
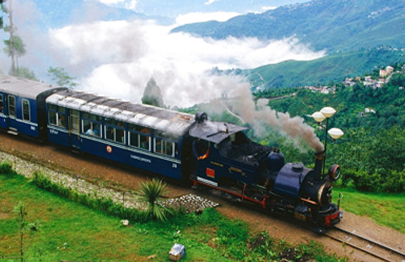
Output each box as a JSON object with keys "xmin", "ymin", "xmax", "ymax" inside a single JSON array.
[
  {"xmin": 0, "ymin": 167, "xmax": 346, "ymax": 262},
  {"xmin": 333, "ymin": 186, "xmax": 405, "ymax": 234},
  {"xmin": 0, "ymin": 173, "xmax": 237, "ymax": 261}
]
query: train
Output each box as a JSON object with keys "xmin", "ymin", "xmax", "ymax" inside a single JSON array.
[{"xmin": 0, "ymin": 74, "xmax": 343, "ymax": 231}]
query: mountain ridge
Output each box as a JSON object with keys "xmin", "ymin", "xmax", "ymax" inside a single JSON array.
[{"xmin": 171, "ymin": 0, "xmax": 405, "ymax": 53}]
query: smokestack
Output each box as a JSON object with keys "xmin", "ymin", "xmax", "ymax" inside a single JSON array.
[{"xmin": 314, "ymin": 150, "xmax": 325, "ymax": 180}]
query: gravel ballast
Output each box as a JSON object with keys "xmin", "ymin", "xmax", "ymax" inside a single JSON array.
[{"xmin": 0, "ymin": 151, "xmax": 219, "ymax": 213}]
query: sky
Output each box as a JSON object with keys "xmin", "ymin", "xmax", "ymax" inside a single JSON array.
[
  {"xmin": 94, "ymin": 0, "xmax": 310, "ymax": 20},
  {"xmin": 0, "ymin": 0, "xmax": 322, "ymax": 109}
]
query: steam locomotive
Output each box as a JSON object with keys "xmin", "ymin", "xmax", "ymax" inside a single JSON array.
[{"xmin": 0, "ymin": 74, "xmax": 342, "ymax": 230}]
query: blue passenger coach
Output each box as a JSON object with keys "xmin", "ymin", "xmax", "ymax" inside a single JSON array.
[
  {"xmin": 0, "ymin": 75, "xmax": 66, "ymax": 140},
  {"xmin": 45, "ymin": 89, "xmax": 196, "ymax": 180}
]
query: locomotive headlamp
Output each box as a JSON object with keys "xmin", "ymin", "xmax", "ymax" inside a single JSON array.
[{"xmin": 328, "ymin": 164, "xmax": 341, "ymax": 181}]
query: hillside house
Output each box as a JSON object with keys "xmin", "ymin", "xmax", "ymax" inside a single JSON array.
[
  {"xmin": 377, "ymin": 79, "xmax": 385, "ymax": 88},
  {"xmin": 380, "ymin": 69, "xmax": 388, "ymax": 77},
  {"xmin": 363, "ymin": 76, "xmax": 384, "ymax": 89},
  {"xmin": 306, "ymin": 85, "xmax": 333, "ymax": 94},
  {"xmin": 344, "ymin": 77, "xmax": 356, "ymax": 87}
]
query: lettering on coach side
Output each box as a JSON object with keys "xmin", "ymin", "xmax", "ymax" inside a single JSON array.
[
  {"xmin": 50, "ymin": 129, "xmax": 58, "ymax": 135},
  {"xmin": 130, "ymin": 155, "xmax": 152, "ymax": 163}
]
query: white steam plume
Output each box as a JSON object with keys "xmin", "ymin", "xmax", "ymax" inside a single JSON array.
[{"xmin": 226, "ymin": 86, "xmax": 324, "ymax": 152}]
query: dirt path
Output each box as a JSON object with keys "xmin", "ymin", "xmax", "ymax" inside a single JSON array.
[{"xmin": 1, "ymin": 131, "xmax": 404, "ymax": 261}]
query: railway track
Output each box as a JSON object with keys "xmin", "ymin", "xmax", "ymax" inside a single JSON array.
[{"xmin": 326, "ymin": 226, "xmax": 405, "ymax": 262}]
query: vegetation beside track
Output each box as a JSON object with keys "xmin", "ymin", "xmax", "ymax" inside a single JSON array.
[
  {"xmin": 0, "ymin": 162, "xmax": 344, "ymax": 262},
  {"xmin": 333, "ymin": 186, "xmax": 405, "ymax": 234}
]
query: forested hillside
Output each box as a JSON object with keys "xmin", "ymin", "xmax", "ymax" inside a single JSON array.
[
  {"xmin": 247, "ymin": 47, "xmax": 405, "ymax": 89},
  {"xmin": 254, "ymin": 64, "xmax": 405, "ymax": 193}
]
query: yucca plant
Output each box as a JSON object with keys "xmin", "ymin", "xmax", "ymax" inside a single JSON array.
[{"xmin": 137, "ymin": 178, "xmax": 171, "ymax": 221}]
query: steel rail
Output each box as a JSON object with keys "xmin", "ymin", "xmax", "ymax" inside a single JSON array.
[{"xmin": 326, "ymin": 226, "xmax": 405, "ymax": 262}]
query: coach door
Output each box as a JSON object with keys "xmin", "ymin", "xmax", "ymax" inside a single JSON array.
[
  {"xmin": 68, "ymin": 109, "xmax": 82, "ymax": 150},
  {"xmin": 7, "ymin": 95, "xmax": 18, "ymax": 131},
  {"xmin": 0, "ymin": 94, "xmax": 5, "ymax": 129}
]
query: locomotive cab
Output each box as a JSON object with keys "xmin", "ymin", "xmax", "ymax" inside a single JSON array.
[{"xmin": 189, "ymin": 113, "xmax": 272, "ymax": 186}]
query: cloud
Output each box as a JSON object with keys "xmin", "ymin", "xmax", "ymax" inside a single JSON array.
[
  {"xmin": 204, "ymin": 0, "xmax": 219, "ymax": 5},
  {"xmin": 125, "ymin": 0, "xmax": 138, "ymax": 11},
  {"xmin": 175, "ymin": 11, "xmax": 240, "ymax": 25},
  {"xmin": 0, "ymin": 0, "xmax": 55, "ymax": 75},
  {"xmin": 49, "ymin": 20, "xmax": 146, "ymax": 66},
  {"xmin": 262, "ymin": 6, "xmax": 277, "ymax": 11},
  {"xmin": 97, "ymin": 0, "xmax": 126, "ymax": 4},
  {"xmin": 47, "ymin": 19, "xmax": 324, "ymax": 108}
]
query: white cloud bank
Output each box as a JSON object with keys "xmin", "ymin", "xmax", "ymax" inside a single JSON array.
[
  {"xmin": 97, "ymin": 0, "xmax": 126, "ymax": 4},
  {"xmin": 204, "ymin": 0, "xmax": 220, "ymax": 5},
  {"xmin": 175, "ymin": 11, "xmax": 240, "ymax": 25},
  {"xmin": 48, "ymin": 19, "xmax": 324, "ymax": 108}
]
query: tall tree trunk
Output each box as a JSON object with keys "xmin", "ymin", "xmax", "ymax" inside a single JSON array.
[{"xmin": 8, "ymin": 0, "xmax": 16, "ymax": 75}]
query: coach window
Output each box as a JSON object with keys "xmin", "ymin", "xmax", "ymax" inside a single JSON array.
[
  {"xmin": 0, "ymin": 94, "xmax": 3, "ymax": 114},
  {"xmin": 8, "ymin": 95, "xmax": 16, "ymax": 118},
  {"xmin": 22, "ymin": 100, "xmax": 30, "ymax": 121},
  {"xmin": 128, "ymin": 124, "xmax": 151, "ymax": 151},
  {"xmin": 105, "ymin": 118, "xmax": 125, "ymax": 144},
  {"xmin": 48, "ymin": 104, "xmax": 66, "ymax": 128},
  {"xmin": 82, "ymin": 112, "xmax": 102, "ymax": 137},
  {"xmin": 70, "ymin": 109, "xmax": 80, "ymax": 133},
  {"xmin": 153, "ymin": 130, "xmax": 178, "ymax": 157}
]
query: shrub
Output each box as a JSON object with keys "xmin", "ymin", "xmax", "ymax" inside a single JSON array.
[
  {"xmin": 137, "ymin": 178, "xmax": 171, "ymax": 221},
  {"xmin": 382, "ymin": 169, "xmax": 405, "ymax": 192},
  {"xmin": 0, "ymin": 160, "xmax": 13, "ymax": 175},
  {"xmin": 31, "ymin": 171, "xmax": 148, "ymax": 222}
]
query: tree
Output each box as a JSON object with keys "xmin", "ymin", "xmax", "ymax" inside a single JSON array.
[
  {"xmin": 47, "ymin": 67, "xmax": 78, "ymax": 88},
  {"xmin": 13, "ymin": 202, "xmax": 41, "ymax": 262},
  {"xmin": 0, "ymin": 0, "xmax": 5, "ymax": 29},
  {"xmin": 141, "ymin": 77, "xmax": 165, "ymax": 108},
  {"xmin": 1, "ymin": 0, "xmax": 25, "ymax": 75},
  {"xmin": 3, "ymin": 34, "xmax": 26, "ymax": 63},
  {"xmin": 15, "ymin": 66, "xmax": 37, "ymax": 80},
  {"xmin": 137, "ymin": 178, "xmax": 171, "ymax": 221}
]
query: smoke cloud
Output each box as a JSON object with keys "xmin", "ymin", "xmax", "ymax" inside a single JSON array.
[{"xmin": 224, "ymin": 86, "xmax": 324, "ymax": 152}]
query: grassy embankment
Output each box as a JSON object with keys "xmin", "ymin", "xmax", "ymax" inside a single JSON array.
[
  {"xmin": 0, "ymin": 162, "xmax": 342, "ymax": 262},
  {"xmin": 333, "ymin": 187, "xmax": 405, "ymax": 234}
]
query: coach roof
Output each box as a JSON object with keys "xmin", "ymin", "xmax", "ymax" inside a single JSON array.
[
  {"xmin": 0, "ymin": 74, "xmax": 64, "ymax": 100},
  {"xmin": 46, "ymin": 89, "xmax": 196, "ymax": 135}
]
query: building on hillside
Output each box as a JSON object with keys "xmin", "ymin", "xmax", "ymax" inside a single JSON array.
[
  {"xmin": 306, "ymin": 85, "xmax": 334, "ymax": 94},
  {"xmin": 344, "ymin": 77, "xmax": 356, "ymax": 87},
  {"xmin": 379, "ymin": 69, "xmax": 388, "ymax": 77},
  {"xmin": 377, "ymin": 79, "xmax": 385, "ymax": 88},
  {"xmin": 365, "ymin": 108, "xmax": 376, "ymax": 114},
  {"xmin": 363, "ymin": 76, "xmax": 385, "ymax": 89},
  {"xmin": 386, "ymin": 66, "xmax": 394, "ymax": 73}
]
